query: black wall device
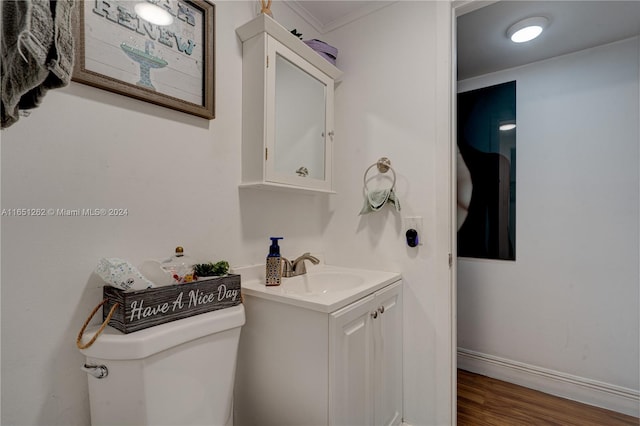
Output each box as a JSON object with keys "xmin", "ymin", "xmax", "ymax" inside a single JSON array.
[{"xmin": 406, "ymin": 229, "xmax": 419, "ymax": 247}]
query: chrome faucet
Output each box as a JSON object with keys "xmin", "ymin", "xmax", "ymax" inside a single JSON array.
[
  {"xmin": 281, "ymin": 253, "xmax": 319, "ymax": 277},
  {"xmin": 281, "ymin": 257, "xmax": 293, "ymax": 277}
]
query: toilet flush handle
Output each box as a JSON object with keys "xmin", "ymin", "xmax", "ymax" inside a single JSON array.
[{"xmin": 81, "ymin": 363, "xmax": 108, "ymax": 379}]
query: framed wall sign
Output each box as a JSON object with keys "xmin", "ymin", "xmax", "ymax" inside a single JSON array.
[{"xmin": 73, "ymin": 0, "xmax": 215, "ymax": 119}]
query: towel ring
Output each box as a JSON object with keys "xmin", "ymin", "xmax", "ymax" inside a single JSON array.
[{"xmin": 363, "ymin": 157, "xmax": 396, "ymax": 192}]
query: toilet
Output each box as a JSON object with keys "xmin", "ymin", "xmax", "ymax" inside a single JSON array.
[{"xmin": 79, "ymin": 305, "xmax": 245, "ymax": 426}]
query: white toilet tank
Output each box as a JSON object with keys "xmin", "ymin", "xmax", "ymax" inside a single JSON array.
[{"xmin": 79, "ymin": 305, "xmax": 245, "ymax": 426}]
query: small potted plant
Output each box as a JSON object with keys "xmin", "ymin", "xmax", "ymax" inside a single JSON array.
[{"xmin": 193, "ymin": 260, "xmax": 230, "ymax": 278}]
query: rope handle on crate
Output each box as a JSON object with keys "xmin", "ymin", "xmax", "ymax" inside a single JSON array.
[{"xmin": 76, "ymin": 299, "xmax": 119, "ymax": 350}]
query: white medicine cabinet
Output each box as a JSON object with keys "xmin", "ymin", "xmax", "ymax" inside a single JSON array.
[{"xmin": 236, "ymin": 15, "xmax": 343, "ymax": 193}]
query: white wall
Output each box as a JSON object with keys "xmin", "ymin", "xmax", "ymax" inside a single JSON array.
[
  {"xmin": 0, "ymin": 2, "xmax": 325, "ymax": 424},
  {"xmin": 0, "ymin": 1, "xmax": 452, "ymax": 425},
  {"xmin": 321, "ymin": 2, "xmax": 453, "ymax": 424},
  {"xmin": 457, "ymin": 37, "xmax": 640, "ymax": 414}
]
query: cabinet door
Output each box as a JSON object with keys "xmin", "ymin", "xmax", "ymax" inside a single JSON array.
[
  {"xmin": 330, "ymin": 281, "xmax": 403, "ymax": 426},
  {"xmin": 373, "ymin": 281, "xmax": 403, "ymax": 426},
  {"xmin": 329, "ymin": 294, "xmax": 375, "ymax": 426},
  {"xmin": 266, "ymin": 37, "xmax": 334, "ymax": 192}
]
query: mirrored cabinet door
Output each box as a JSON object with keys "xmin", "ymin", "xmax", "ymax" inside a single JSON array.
[
  {"xmin": 274, "ymin": 54, "xmax": 326, "ymax": 181},
  {"xmin": 268, "ymin": 39, "xmax": 334, "ymax": 190}
]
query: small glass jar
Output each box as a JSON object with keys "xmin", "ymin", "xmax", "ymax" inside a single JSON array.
[{"xmin": 161, "ymin": 246, "xmax": 196, "ymax": 283}]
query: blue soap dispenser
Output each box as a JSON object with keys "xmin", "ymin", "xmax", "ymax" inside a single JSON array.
[{"xmin": 266, "ymin": 237, "xmax": 283, "ymax": 286}]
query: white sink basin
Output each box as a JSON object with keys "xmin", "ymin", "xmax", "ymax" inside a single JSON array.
[
  {"xmin": 235, "ymin": 264, "xmax": 401, "ymax": 313},
  {"xmin": 281, "ymin": 272, "xmax": 365, "ymax": 295}
]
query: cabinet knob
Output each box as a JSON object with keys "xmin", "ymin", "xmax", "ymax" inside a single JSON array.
[
  {"xmin": 371, "ymin": 310, "xmax": 378, "ymax": 319},
  {"xmin": 378, "ymin": 306, "xmax": 385, "ymax": 314}
]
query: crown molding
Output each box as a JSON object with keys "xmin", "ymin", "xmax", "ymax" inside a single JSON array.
[{"xmin": 285, "ymin": 1, "xmax": 396, "ymax": 34}]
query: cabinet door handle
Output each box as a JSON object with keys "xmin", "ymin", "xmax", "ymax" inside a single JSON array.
[
  {"xmin": 378, "ymin": 306, "xmax": 385, "ymax": 315},
  {"xmin": 371, "ymin": 310, "xmax": 378, "ymax": 319}
]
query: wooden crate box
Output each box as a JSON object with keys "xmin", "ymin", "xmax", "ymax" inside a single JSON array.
[{"xmin": 103, "ymin": 274, "xmax": 241, "ymax": 333}]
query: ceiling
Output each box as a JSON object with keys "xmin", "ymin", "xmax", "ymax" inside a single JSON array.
[
  {"xmin": 285, "ymin": 1, "xmax": 640, "ymax": 81},
  {"xmin": 457, "ymin": 1, "xmax": 640, "ymax": 80}
]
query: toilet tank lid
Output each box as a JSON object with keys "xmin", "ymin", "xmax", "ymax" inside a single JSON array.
[{"xmin": 79, "ymin": 304, "xmax": 245, "ymax": 360}]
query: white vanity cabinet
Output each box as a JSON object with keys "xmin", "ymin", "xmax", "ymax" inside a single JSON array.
[
  {"xmin": 236, "ymin": 15, "xmax": 342, "ymax": 193},
  {"xmin": 234, "ymin": 275, "xmax": 402, "ymax": 426},
  {"xmin": 330, "ymin": 281, "xmax": 403, "ymax": 426}
]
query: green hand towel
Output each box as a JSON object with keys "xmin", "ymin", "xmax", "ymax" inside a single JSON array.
[{"xmin": 359, "ymin": 188, "xmax": 401, "ymax": 215}]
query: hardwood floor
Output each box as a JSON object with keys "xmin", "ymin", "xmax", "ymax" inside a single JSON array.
[{"xmin": 457, "ymin": 369, "xmax": 640, "ymax": 426}]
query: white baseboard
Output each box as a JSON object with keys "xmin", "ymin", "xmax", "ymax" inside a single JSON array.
[{"xmin": 457, "ymin": 348, "xmax": 640, "ymax": 418}]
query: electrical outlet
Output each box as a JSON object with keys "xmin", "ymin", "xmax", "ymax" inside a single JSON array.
[{"xmin": 404, "ymin": 216, "xmax": 423, "ymax": 246}]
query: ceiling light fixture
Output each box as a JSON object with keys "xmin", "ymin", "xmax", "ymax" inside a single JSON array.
[
  {"xmin": 499, "ymin": 123, "xmax": 516, "ymax": 131},
  {"xmin": 135, "ymin": 2, "xmax": 174, "ymax": 26},
  {"xmin": 507, "ymin": 16, "xmax": 548, "ymax": 43}
]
